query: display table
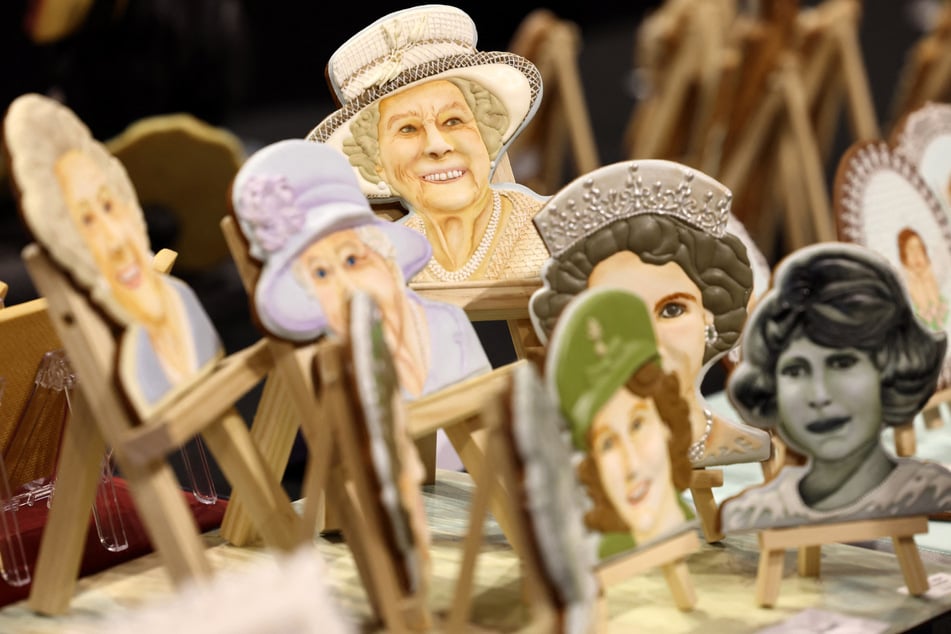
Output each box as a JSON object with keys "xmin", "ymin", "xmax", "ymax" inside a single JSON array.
[{"xmin": 0, "ymin": 468, "xmax": 949, "ymax": 633}]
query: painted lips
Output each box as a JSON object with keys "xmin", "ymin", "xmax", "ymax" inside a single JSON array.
[
  {"xmin": 805, "ymin": 417, "xmax": 850, "ymax": 434},
  {"xmin": 627, "ymin": 480, "xmax": 651, "ymax": 505}
]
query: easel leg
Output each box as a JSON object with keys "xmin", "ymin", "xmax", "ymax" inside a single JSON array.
[
  {"xmin": 893, "ymin": 423, "xmax": 917, "ymax": 457},
  {"xmin": 892, "ymin": 535, "xmax": 929, "ymax": 596},
  {"xmin": 755, "ymin": 546, "xmax": 785, "ymax": 608},
  {"xmin": 120, "ymin": 459, "xmax": 215, "ymax": 585},
  {"xmin": 445, "ymin": 439, "xmax": 496, "ymax": 631},
  {"xmin": 443, "ymin": 418, "xmax": 518, "ymax": 550},
  {"xmin": 415, "ymin": 432, "xmax": 437, "ymax": 485},
  {"xmin": 202, "ymin": 410, "xmax": 301, "ymax": 552},
  {"xmin": 661, "ymin": 560, "xmax": 697, "ymax": 611},
  {"xmin": 220, "ymin": 375, "xmax": 300, "ymax": 546},
  {"xmin": 797, "ymin": 545, "xmax": 821, "ymax": 577},
  {"xmin": 28, "ymin": 393, "xmax": 107, "ymax": 616},
  {"xmin": 922, "ymin": 405, "xmax": 943, "ymax": 430},
  {"xmin": 689, "ymin": 486, "xmax": 724, "ymax": 543}
]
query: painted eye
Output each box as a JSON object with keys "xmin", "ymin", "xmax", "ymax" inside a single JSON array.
[
  {"xmin": 314, "ymin": 267, "xmax": 328, "ymax": 279},
  {"xmin": 444, "ymin": 117, "xmax": 462, "ymax": 127},
  {"xmin": 659, "ymin": 302, "xmax": 685, "ymax": 319},
  {"xmin": 828, "ymin": 354, "xmax": 858, "ymax": 370},
  {"xmin": 398, "ymin": 124, "xmax": 417, "ymax": 134},
  {"xmin": 629, "ymin": 418, "xmax": 643, "ymax": 434},
  {"xmin": 597, "ymin": 435, "xmax": 614, "ymax": 453},
  {"xmin": 345, "ymin": 255, "xmax": 357, "ymax": 267},
  {"xmin": 779, "ymin": 362, "xmax": 807, "ymax": 378}
]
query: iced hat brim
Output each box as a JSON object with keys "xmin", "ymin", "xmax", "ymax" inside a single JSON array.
[
  {"xmin": 255, "ymin": 217, "xmax": 432, "ymax": 342},
  {"xmin": 307, "ymin": 52, "xmax": 542, "ymax": 201}
]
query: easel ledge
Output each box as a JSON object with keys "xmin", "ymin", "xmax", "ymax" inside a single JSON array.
[{"xmin": 754, "ymin": 515, "xmax": 931, "ymax": 608}]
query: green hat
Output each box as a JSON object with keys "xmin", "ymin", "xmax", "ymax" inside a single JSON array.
[{"xmin": 545, "ymin": 287, "xmax": 660, "ymax": 451}]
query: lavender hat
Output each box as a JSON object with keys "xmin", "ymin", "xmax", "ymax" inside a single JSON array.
[{"xmin": 231, "ymin": 139, "xmax": 431, "ymax": 341}]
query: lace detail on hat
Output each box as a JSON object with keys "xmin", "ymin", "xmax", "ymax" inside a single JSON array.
[{"xmin": 235, "ymin": 174, "xmax": 306, "ymax": 257}]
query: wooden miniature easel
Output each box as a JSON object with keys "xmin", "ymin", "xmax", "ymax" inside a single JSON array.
[
  {"xmin": 889, "ymin": 3, "xmax": 951, "ymax": 134},
  {"xmin": 297, "ymin": 327, "xmax": 589, "ymax": 631},
  {"xmin": 308, "ymin": 339, "xmax": 433, "ymax": 632},
  {"xmin": 626, "ymin": 0, "xmax": 879, "ymax": 262},
  {"xmin": 505, "ymin": 9, "xmax": 600, "ymax": 195},
  {"xmin": 754, "ymin": 515, "xmax": 930, "ymax": 607},
  {"xmin": 218, "ymin": 216, "xmax": 526, "ymax": 551},
  {"xmin": 21, "ymin": 245, "xmax": 304, "ymax": 615},
  {"xmin": 446, "ymin": 388, "xmax": 574, "ymax": 632},
  {"xmin": 716, "ymin": 0, "xmax": 877, "ymax": 257}
]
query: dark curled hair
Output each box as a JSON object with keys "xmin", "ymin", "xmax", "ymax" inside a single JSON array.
[
  {"xmin": 531, "ymin": 214, "xmax": 753, "ymax": 364},
  {"xmin": 728, "ymin": 248, "xmax": 947, "ymax": 429}
]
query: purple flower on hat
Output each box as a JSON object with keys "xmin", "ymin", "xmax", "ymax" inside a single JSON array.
[{"xmin": 236, "ymin": 174, "xmax": 306, "ymax": 254}]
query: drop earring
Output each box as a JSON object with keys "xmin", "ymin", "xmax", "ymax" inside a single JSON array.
[{"xmin": 705, "ymin": 323, "xmax": 718, "ymax": 346}]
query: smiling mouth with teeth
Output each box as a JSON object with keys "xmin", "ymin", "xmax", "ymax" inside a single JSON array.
[
  {"xmin": 117, "ymin": 264, "xmax": 142, "ymax": 289},
  {"xmin": 423, "ymin": 169, "xmax": 464, "ymax": 182}
]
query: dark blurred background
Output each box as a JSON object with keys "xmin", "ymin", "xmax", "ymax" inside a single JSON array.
[{"xmin": 0, "ymin": 0, "xmax": 934, "ymax": 498}]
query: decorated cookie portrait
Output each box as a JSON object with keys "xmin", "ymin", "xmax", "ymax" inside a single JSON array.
[
  {"xmin": 505, "ymin": 361, "xmax": 598, "ymax": 631},
  {"xmin": 546, "ymin": 286, "xmax": 698, "ymax": 560},
  {"xmin": 306, "ymin": 4, "xmax": 550, "ymax": 283},
  {"xmin": 835, "ymin": 139, "xmax": 951, "ymax": 388},
  {"xmin": 893, "ymin": 101, "xmax": 951, "ymax": 221},
  {"xmin": 231, "ymin": 139, "xmax": 491, "ymax": 400},
  {"xmin": 4, "ymin": 93, "xmax": 223, "ymax": 418},
  {"xmin": 346, "ymin": 290, "xmax": 431, "ymax": 599},
  {"xmin": 530, "ymin": 159, "xmax": 770, "ymax": 469},
  {"xmin": 719, "ymin": 242, "xmax": 951, "ymax": 533}
]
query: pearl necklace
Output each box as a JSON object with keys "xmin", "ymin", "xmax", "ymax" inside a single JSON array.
[
  {"xmin": 688, "ymin": 408, "xmax": 714, "ymax": 464},
  {"xmin": 424, "ymin": 190, "xmax": 501, "ymax": 282}
]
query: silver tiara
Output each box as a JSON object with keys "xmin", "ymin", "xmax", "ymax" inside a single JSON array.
[{"xmin": 533, "ymin": 160, "xmax": 732, "ymax": 257}]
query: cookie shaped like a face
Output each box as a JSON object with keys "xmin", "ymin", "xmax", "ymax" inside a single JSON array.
[
  {"xmin": 721, "ymin": 242, "xmax": 951, "ymax": 533},
  {"xmin": 4, "ymin": 93, "xmax": 224, "ymax": 420},
  {"xmin": 347, "ymin": 290, "xmax": 427, "ymax": 595},
  {"xmin": 834, "ymin": 139, "xmax": 951, "ymax": 389}
]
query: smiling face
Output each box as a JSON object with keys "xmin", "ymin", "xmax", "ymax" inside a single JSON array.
[
  {"xmin": 590, "ymin": 387, "xmax": 673, "ymax": 542},
  {"xmin": 54, "ymin": 149, "xmax": 164, "ymax": 324},
  {"xmin": 588, "ymin": 250, "xmax": 713, "ymax": 397},
  {"xmin": 375, "ymin": 79, "xmax": 492, "ymax": 217},
  {"xmin": 776, "ymin": 335, "xmax": 882, "ymax": 462},
  {"xmin": 295, "ymin": 228, "xmax": 402, "ymax": 336}
]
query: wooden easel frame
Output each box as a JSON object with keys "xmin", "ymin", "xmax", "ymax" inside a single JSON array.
[
  {"xmin": 754, "ymin": 515, "xmax": 930, "ymax": 607},
  {"xmin": 447, "ymin": 364, "xmax": 698, "ymax": 630},
  {"xmin": 506, "ymin": 9, "xmax": 600, "ymax": 195},
  {"xmin": 218, "ymin": 216, "xmax": 526, "ymax": 551},
  {"xmin": 21, "ymin": 245, "xmax": 304, "ymax": 615}
]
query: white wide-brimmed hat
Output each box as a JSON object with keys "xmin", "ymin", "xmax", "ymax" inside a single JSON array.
[
  {"xmin": 231, "ymin": 139, "xmax": 431, "ymax": 342},
  {"xmin": 306, "ymin": 4, "xmax": 543, "ymax": 202}
]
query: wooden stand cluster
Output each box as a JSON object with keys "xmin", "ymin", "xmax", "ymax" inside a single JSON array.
[{"xmin": 625, "ymin": 0, "xmax": 879, "ymax": 261}]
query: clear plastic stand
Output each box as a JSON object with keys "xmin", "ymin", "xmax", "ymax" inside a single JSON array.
[
  {"xmin": 0, "ymin": 378, "xmax": 32, "ymax": 587},
  {"xmin": 8, "ymin": 350, "xmax": 130, "ymax": 553},
  {"xmin": 179, "ymin": 437, "xmax": 217, "ymax": 505}
]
